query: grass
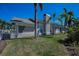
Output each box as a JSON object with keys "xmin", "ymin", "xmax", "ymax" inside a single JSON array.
[{"xmin": 0, "ymin": 33, "xmax": 69, "ymax": 56}]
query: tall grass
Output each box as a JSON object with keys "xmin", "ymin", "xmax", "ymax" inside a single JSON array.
[{"xmin": 1, "ymin": 34, "xmax": 68, "ymax": 56}]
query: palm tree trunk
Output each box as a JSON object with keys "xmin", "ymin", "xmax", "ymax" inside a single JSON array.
[
  {"xmin": 34, "ymin": 3, "xmax": 43, "ymax": 39},
  {"xmin": 68, "ymin": 16, "xmax": 72, "ymax": 27},
  {"xmin": 60, "ymin": 21, "xmax": 63, "ymax": 33},
  {"xmin": 35, "ymin": 5, "xmax": 37, "ymax": 39},
  {"xmin": 43, "ymin": 14, "xmax": 46, "ymax": 35},
  {"xmin": 53, "ymin": 26, "xmax": 55, "ymax": 35},
  {"xmin": 64, "ymin": 18, "xmax": 67, "ymax": 27}
]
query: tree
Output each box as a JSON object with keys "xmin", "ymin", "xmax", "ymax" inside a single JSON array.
[
  {"xmin": 60, "ymin": 8, "xmax": 68, "ymax": 27},
  {"xmin": 59, "ymin": 8, "xmax": 74, "ymax": 33},
  {"xmin": 0, "ymin": 20, "xmax": 6, "ymax": 30},
  {"xmin": 61, "ymin": 8, "xmax": 74, "ymax": 27},
  {"xmin": 67, "ymin": 11, "xmax": 74, "ymax": 27},
  {"xmin": 2, "ymin": 20, "xmax": 7, "ymax": 30},
  {"xmin": 52, "ymin": 13, "xmax": 56, "ymax": 35},
  {"xmin": 33, "ymin": 3, "xmax": 43, "ymax": 39},
  {"xmin": 0, "ymin": 19, "xmax": 4, "ymax": 29}
]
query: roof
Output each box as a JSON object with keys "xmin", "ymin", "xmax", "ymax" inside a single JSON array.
[
  {"xmin": 44, "ymin": 13, "xmax": 51, "ymax": 23},
  {"xmin": 12, "ymin": 17, "xmax": 35, "ymax": 24}
]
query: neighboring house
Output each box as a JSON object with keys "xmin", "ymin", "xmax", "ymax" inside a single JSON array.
[
  {"xmin": 42, "ymin": 13, "xmax": 61, "ymax": 35},
  {"xmin": 43, "ymin": 14, "xmax": 51, "ymax": 35},
  {"xmin": 50, "ymin": 22, "xmax": 61, "ymax": 34},
  {"xmin": 11, "ymin": 17, "xmax": 41, "ymax": 38}
]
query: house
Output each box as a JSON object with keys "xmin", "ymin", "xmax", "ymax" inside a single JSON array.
[
  {"xmin": 42, "ymin": 13, "xmax": 61, "ymax": 35},
  {"xmin": 11, "ymin": 17, "xmax": 41, "ymax": 38},
  {"xmin": 42, "ymin": 14, "xmax": 51, "ymax": 35},
  {"xmin": 50, "ymin": 22, "xmax": 61, "ymax": 34}
]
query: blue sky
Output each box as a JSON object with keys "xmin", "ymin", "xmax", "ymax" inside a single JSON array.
[{"xmin": 0, "ymin": 3, "xmax": 79, "ymax": 24}]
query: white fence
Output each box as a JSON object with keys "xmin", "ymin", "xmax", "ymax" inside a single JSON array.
[
  {"xmin": 0, "ymin": 28, "xmax": 61, "ymax": 40},
  {"xmin": 17, "ymin": 32, "xmax": 34, "ymax": 38}
]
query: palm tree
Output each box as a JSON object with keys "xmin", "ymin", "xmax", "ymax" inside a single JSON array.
[
  {"xmin": 0, "ymin": 20, "xmax": 6, "ymax": 30},
  {"xmin": 0, "ymin": 19, "xmax": 3, "ymax": 29},
  {"xmin": 53, "ymin": 13, "xmax": 56, "ymax": 19},
  {"xmin": 33, "ymin": 3, "xmax": 43, "ymax": 39},
  {"xmin": 59, "ymin": 8, "xmax": 68, "ymax": 32},
  {"xmin": 61, "ymin": 8, "xmax": 74, "ymax": 27},
  {"xmin": 64, "ymin": 8, "xmax": 68, "ymax": 27},
  {"xmin": 2, "ymin": 20, "xmax": 6, "ymax": 30},
  {"xmin": 60, "ymin": 8, "xmax": 68, "ymax": 27},
  {"xmin": 68, "ymin": 11, "xmax": 74, "ymax": 27},
  {"xmin": 52, "ymin": 13, "xmax": 56, "ymax": 35}
]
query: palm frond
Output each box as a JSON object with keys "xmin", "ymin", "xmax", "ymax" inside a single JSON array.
[
  {"xmin": 39, "ymin": 3, "xmax": 43, "ymax": 11},
  {"xmin": 64, "ymin": 8, "xmax": 67, "ymax": 13},
  {"xmin": 34, "ymin": 3, "xmax": 37, "ymax": 7}
]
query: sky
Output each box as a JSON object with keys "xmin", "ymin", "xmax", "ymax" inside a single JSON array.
[{"xmin": 0, "ymin": 3, "xmax": 79, "ymax": 24}]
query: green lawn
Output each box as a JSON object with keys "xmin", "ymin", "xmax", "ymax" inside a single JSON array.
[{"xmin": 0, "ymin": 34, "xmax": 69, "ymax": 56}]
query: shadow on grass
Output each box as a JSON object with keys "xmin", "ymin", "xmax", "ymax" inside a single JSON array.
[
  {"xmin": 1, "ymin": 37, "xmax": 35, "ymax": 41},
  {"xmin": 10, "ymin": 37, "xmax": 35, "ymax": 40},
  {"xmin": 41, "ymin": 35, "xmax": 54, "ymax": 38},
  {"xmin": 58, "ymin": 39, "xmax": 65, "ymax": 44},
  {"xmin": 57, "ymin": 38, "xmax": 73, "ymax": 46}
]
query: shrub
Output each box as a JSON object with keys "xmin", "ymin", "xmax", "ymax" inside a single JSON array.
[{"xmin": 67, "ymin": 26, "xmax": 79, "ymax": 45}]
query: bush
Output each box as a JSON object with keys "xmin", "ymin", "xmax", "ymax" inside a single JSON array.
[{"xmin": 67, "ymin": 26, "xmax": 79, "ymax": 45}]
